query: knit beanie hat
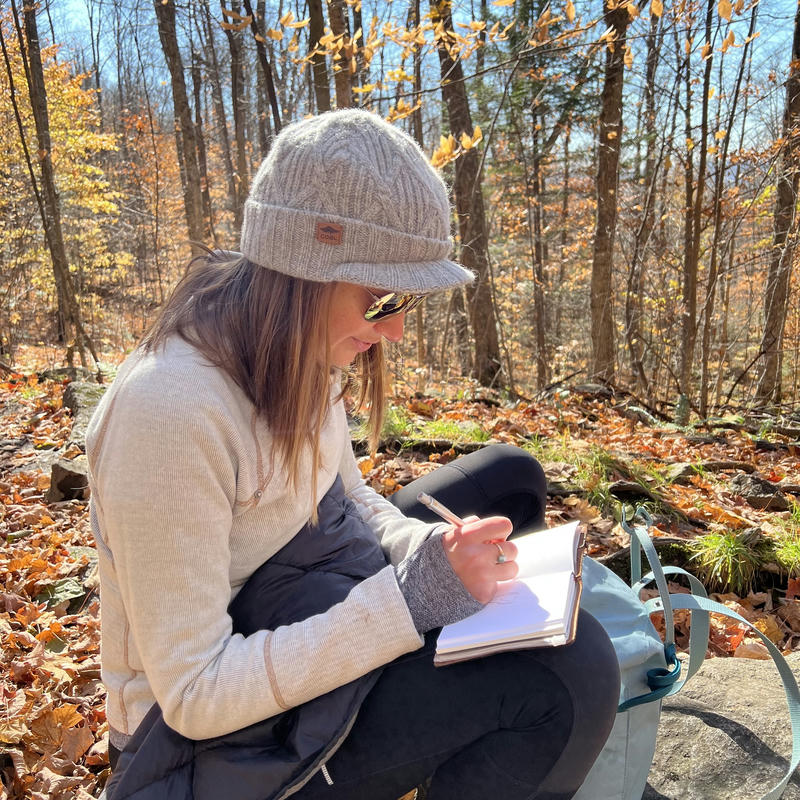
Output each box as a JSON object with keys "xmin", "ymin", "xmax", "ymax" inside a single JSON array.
[{"xmin": 240, "ymin": 109, "xmax": 474, "ymax": 293}]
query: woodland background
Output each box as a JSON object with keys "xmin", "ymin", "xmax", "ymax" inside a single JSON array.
[
  {"xmin": 0, "ymin": 0, "xmax": 798, "ymax": 418},
  {"xmin": 2, "ymin": 1, "xmax": 800, "ymax": 797}
]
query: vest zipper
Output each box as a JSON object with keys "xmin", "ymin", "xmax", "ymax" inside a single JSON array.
[{"xmin": 320, "ymin": 763, "xmax": 334, "ymax": 785}]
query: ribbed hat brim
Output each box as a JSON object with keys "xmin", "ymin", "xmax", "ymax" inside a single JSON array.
[{"xmin": 329, "ymin": 258, "xmax": 475, "ymax": 293}]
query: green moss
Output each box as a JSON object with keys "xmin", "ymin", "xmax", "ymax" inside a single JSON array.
[{"xmin": 415, "ymin": 418, "xmax": 490, "ymax": 443}]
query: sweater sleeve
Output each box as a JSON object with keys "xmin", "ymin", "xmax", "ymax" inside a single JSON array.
[{"xmin": 88, "ymin": 370, "xmax": 422, "ymax": 741}]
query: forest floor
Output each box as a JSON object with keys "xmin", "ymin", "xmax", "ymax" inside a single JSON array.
[{"xmin": 2, "ymin": 350, "xmax": 800, "ymax": 798}]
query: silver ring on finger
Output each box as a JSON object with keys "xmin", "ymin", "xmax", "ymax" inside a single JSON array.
[{"xmin": 493, "ymin": 542, "xmax": 507, "ymax": 565}]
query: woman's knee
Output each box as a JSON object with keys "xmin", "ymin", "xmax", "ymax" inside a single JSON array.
[
  {"xmin": 461, "ymin": 443, "xmax": 546, "ymax": 493},
  {"xmin": 390, "ymin": 443, "xmax": 547, "ymax": 528},
  {"xmin": 450, "ymin": 444, "xmax": 547, "ymax": 529}
]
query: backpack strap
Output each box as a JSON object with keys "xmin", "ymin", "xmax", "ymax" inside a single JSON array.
[
  {"xmin": 640, "ymin": 566, "xmax": 709, "ymax": 688},
  {"xmin": 618, "ymin": 508, "xmax": 688, "ymax": 710}
]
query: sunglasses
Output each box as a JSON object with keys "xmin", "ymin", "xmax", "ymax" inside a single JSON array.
[{"xmin": 363, "ymin": 289, "xmax": 426, "ymax": 321}]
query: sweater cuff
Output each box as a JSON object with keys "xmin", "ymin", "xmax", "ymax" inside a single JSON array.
[{"xmin": 394, "ymin": 532, "xmax": 484, "ymax": 634}]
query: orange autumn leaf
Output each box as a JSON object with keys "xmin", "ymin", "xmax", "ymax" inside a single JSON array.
[{"xmin": 787, "ymin": 578, "xmax": 800, "ymax": 600}]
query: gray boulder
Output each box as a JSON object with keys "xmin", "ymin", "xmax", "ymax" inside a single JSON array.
[
  {"xmin": 46, "ymin": 455, "xmax": 89, "ymax": 502},
  {"xmin": 730, "ymin": 473, "xmax": 790, "ymax": 512},
  {"xmin": 62, "ymin": 381, "xmax": 106, "ymax": 449},
  {"xmin": 645, "ymin": 653, "xmax": 800, "ymax": 799}
]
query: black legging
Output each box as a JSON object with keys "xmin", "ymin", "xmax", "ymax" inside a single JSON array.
[{"xmin": 292, "ymin": 444, "xmax": 619, "ymax": 800}]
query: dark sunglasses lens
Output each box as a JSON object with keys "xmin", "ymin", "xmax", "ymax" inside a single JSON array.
[{"xmin": 365, "ymin": 293, "xmax": 421, "ymax": 321}]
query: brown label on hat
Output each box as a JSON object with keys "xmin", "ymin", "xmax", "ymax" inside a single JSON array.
[{"xmin": 315, "ymin": 221, "xmax": 344, "ymax": 245}]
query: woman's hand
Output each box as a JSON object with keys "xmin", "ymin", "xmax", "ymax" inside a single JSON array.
[{"xmin": 441, "ymin": 516, "xmax": 518, "ymax": 604}]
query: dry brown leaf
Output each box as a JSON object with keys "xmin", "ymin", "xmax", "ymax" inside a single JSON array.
[
  {"xmin": 778, "ymin": 601, "xmax": 800, "ymax": 633},
  {"xmin": 754, "ymin": 615, "xmax": 784, "ymax": 644},
  {"xmin": 0, "ymin": 716, "xmax": 29, "ymax": 745},
  {"xmin": 84, "ymin": 730, "xmax": 108, "ymax": 766},
  {"xmin": 32, "ymin": 766, "xmax": 84, "ymax": 799},
  {"xmin": 734, "ymin": 639, "xmax": 771, "ymax": 660},
  {"xmin": 28, "ymin": 704, "xmax": 84, "ymax": 752},
  {"xmin": 60, "ymin": 724, "xmax": 94, "ymax": 762}
]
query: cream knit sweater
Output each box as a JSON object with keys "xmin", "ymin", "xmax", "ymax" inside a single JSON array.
[{"xmin": 86, "ymin": 338, "xmax": 435, "ymax": 744}]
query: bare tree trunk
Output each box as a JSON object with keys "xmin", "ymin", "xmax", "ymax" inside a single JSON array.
[
  {"xmin": 85, "ymin": 0, "xmax": 103, "ymax": 119},
  {"xmin": 308, "ymin": 0, "xmax": 331, "ymax": 112},
  {"xmin": 154, "ymin": 0, "xmax": 205, "ymax": 243},
  {"xmin": 715, "ymin": 41, "xmax": 756, "ymax": 408},
  {"xmin": 191, "ymin": 50, "xmax": 215, "ymax": 242},
  {"xmin": 130, "ymin": 24, "xmax": 165, "ymax": 303},
  {"xmin": 200, "ymin": 0, "xmax": 238, "ymax": 223},
  {"xmin": 439, "ymin": 290, "xmax": 472, "ymax": 376},
  {"xmin": 241, "ymin": 0, "xmax": 281, "ymax": 135},
  {"xmin": 223, "ymin": 0, "xmax": 249, "ymax": 228},
  {"xmin": 530, "ymin": 118, "xmax": 549, "ymax": 388},
  {"xmin": 351, "ymin": 1, "xmax": 367, "ymax": 95},
  {"xmin": 431, "ymin": 0, "xmax": 501, "ymax": 386},
  {"xmin": 679, "ymin": 0, "xmax": 713, "ymax": 402},
  {"xmin": 327, "ymin": 0, "xmax": 353, "ymax": 108},
  {"xmin": 625, "ymin": 11, "xmax": 660, "ymax": 397},
  {"xmin": 699, "ymin": 2, "xmax": 758, "ymax": 416},
  {"xmin": 254, "ymin": 0, "xmax": 271, "ymax": 156},
  {"xmin": 555, "ymin": 125, "xmax": 570, "ymax": 343},
  {"xmin": 756, "ymin": 0, "xmax": 800, "ymax": 405},
  {"xmin": 14, "ymin": 1, "xmax": 98, "ymax": 368},
  {"xmin": 512, "ymin": 106, "xmax": 549, "ymax": 389},
  {"xmin": 589, "ymin": 0, "xmax": 630, "ymax": 384}
]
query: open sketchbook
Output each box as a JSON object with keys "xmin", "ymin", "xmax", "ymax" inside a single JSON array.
[{"xmin": 434, "ymin": 520, "xmax": 586, "ymax": 666}]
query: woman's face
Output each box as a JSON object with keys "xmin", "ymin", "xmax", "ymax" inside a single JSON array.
[{"xmin": 327, "ymin": 282, "xmax": 407, "ymax": 367}]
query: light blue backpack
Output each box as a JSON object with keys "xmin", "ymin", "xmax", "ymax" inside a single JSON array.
[{"xmin": 574, "ymin": 508, "xmax": 800, "ymax": 800}]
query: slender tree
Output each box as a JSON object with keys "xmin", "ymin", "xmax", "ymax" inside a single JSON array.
[
  {"xmin": 699, "ymin": 2, "xmax": 759, "ymax": 416},
  {"xmin": 12, "ymin": 0, "xmax": 99, "ymax": 368},
  {"xmin": 191, "ymin": 48, "xmax": 215, "ymax": 243},
  {"xmin": 431, "ymin": 0, "xmax": 501, "ymax": 386},
  {"xmin": 241, "ymin": 0, "xmax": 281, "ymax": 134},
  {"xmin": 199, "ymin": 0, "xmax": 238, "ymax": 224},
  {"xmin": 327, "ymin": 0, "xmax": 353, "ymax": 108},
  {"xmin": 308, "ymin": 0, "xmax": 332, "ymax": 112},
  {"xmin": 153, "ymin": 0, "xmax": 205, "ymax": 243},
  {"xmin": 589, "ymin": 0, "xmax": 631, "ymax": 383},
  {"xmin": 222, "ymin": 0, "xmax": 249, "ymax": 227},
  {"xmin": 756, "ymin": 0, "xmax": 800, "ymax": 404},
  {"xmin": 678, "ymin": 0, "xmax": 714, "ymax": 406},
  {"xmin": 624, "ymin": 9, "xmax": 662, "ymax": 397}
]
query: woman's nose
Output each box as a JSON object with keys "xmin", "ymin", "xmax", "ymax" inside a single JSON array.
[{"xmin": 375, "ymin": 312, "xmax": 406, "ymax": 343}]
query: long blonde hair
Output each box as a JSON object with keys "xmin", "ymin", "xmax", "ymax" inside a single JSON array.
[{"xmin": 141, "ymin": 249, "xmax": 386, "ymax": 503}]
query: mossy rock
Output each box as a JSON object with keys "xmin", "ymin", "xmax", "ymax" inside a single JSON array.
[{"xmin": 596, "ymin": 537, "xmax": 694, "ymax": 585}]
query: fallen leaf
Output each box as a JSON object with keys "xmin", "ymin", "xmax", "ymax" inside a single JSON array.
[
  {"xmin": 61, "ymin": 724, "xmax": 94, "ymax": 762},
  {"xmin": 357, "ymin": 457, "xmax": 374, "ymax": 477},
  {"xmin": 734, "ymin": 639, "xmax": 771, "ymax": 660},
  {"xmin": 754, "ymin": 614, "xmax": 784, "ymax": 644},
  {"xmin": 777, "ymin": 601, "xmax": 800, "ymax": 633}
]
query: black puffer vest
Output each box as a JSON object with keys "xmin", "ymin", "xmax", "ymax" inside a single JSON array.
[{"xmin": 107, "ymin": 474, "xmax": 389, "ymax": 800}]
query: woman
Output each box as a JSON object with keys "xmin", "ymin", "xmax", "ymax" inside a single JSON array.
[{"xmin": 88, "ymin": 109, "xmax": 619, "ymax": 800}]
